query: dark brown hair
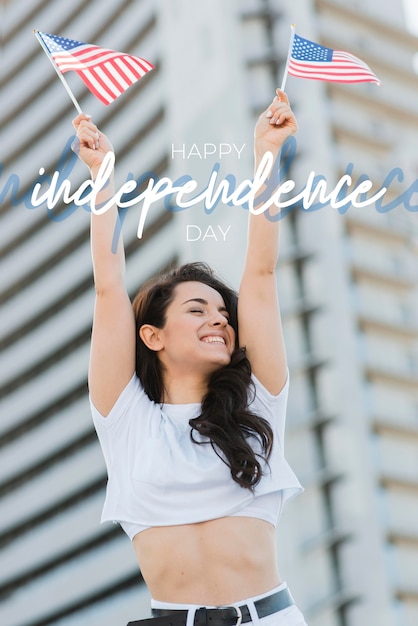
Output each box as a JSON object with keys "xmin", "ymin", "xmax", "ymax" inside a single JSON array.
[{"xmin": 132, "ymin": 262, "xmax": 273, "ymax": 489}]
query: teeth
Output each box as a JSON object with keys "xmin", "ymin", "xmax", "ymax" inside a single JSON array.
[{"xmin": 202, "ymin": 336, "xmax": 225, "ymax": 344}]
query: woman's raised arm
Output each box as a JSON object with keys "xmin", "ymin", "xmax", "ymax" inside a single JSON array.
[
  {"xmin": 238, "ymin": 90, "xmax": 297, "ymax": 395},
  {"xmin": 72, "ymin": 114, "xmax": 136, "ymax": 416}
]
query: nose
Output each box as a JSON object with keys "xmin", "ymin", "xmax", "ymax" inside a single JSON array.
[{"xmin": 210, "ymin": 310, "xmax": 228, "ymax": 326}]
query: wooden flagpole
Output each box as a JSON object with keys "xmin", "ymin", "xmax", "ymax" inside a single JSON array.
[
  {"xmin": 280, "ymin": 24, "xmax": 296, "ymax": 92},
  {"xmin": 34, "ymin": 29, "xmax": 83, "ymax": 114}
]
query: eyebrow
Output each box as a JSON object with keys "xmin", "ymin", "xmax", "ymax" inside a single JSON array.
[{"xmin": 182, "ymin": 298, "xmax": 228, "ymax": 312}]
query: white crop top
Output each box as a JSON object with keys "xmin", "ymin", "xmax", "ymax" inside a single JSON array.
[{"xmin": 90, "ymin": 372, "xmax": 303, "ymax": 540}]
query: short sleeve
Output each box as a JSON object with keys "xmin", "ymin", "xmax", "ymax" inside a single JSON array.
[
  {"xmin": 89, "ymin": 374, "xmax": 148, "ymax": 475},
  {"xmin": 250, "ymin": 369, "xmax": 290, "ymax": 444},
  {"xmin": 90, "ymin": 374, "xmax": 145, "ymax": 430}
]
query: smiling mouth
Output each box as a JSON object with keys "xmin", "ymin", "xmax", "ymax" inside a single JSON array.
[{"xmin": 201, "ymin": 336, "xmax": 226, "ymax": 345}]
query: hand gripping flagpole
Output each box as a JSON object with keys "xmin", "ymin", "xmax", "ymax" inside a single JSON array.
[
  {"xmin": 34, "ymin": 29, "xmax": 83, "ymax": 114},
  {"xmin": 280, "ymin": 24, "xmax": 296, "ymax": 92}
]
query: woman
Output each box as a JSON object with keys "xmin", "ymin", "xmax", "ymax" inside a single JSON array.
[{"xmin": 72, "ymin": 89, "xmax": 307, "ymax": 626}]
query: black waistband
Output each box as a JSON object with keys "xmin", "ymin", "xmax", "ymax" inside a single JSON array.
[{"xmin": 127, "ymin": 587, "xmax": 294, "ymax": 626}]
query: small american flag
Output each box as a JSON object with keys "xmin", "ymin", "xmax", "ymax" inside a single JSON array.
[
  {"xmin": 37, "ymin": 31, "xmax": 154, "ymax": 105},
  {"xmin": 288, "ymin": 34, "xmax": 380, "ymax": 84}
]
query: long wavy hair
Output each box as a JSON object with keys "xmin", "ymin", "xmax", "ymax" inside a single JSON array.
[{"xmin": 132, "ymin": 262, "xmax": 273, "ymax": 490}]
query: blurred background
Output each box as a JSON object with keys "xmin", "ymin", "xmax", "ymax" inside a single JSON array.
[{"xmin": 1, "ymin": 0, "xmax": 418, "ymax": 625}]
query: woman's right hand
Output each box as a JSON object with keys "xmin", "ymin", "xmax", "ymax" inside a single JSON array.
[
  {"xmin": 72, "ymin": 115, "xmax": 136, "ymax": 416},
  {"xmin": 72, "ymin": 114, "xmax": 114, "ymax": 175}
]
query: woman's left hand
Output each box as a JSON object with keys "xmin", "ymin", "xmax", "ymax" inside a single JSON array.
[{"xmin": 254, "ymin": 89, "xmax": 297, "ymax": 162}]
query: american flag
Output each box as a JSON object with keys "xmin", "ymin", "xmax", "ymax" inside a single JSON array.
[
  {"xmin": 288, "ymin": 34, "xmax": 380, "ymax": 84},
  {"xmin": 37, "ymin": 31, "xmax": 154, "ymax": 105}
]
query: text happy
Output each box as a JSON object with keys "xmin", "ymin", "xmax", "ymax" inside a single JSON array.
[{"xmin": 171, "ymin": 143, "xmax": 246, "ymax": 159}]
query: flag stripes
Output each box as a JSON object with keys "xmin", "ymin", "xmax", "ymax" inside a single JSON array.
[
  {"xmin": 37, "ymin": 32, "xmax": 154, "ymax": 105},
  {"xmin": 288, "ymin": 34, "xmax": 380, "ymax": 85}
]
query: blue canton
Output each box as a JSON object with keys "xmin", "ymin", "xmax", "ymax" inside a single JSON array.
[
  {"xmin": 291, "ymin": 35, "xmax": 333, "ymax": 63},
  {"xmin": 42, "ymin": 33, "xmax": 85, "ymax": 53}
]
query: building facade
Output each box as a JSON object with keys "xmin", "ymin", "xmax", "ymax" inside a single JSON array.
[{"xmin": 1, "ymin": 1, "xmax": 417, "ymax": 625}]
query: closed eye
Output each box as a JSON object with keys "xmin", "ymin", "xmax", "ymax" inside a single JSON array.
[{"xmin": 182, "ymin": 298, "xmax": 230, "ymax": 320}]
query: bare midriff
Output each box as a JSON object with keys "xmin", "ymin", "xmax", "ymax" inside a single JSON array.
[{"xmin": 131, "ymin": 516, "xmax": 281, "ymax": 605}]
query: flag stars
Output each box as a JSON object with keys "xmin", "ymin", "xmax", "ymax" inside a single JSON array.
[
  {"xmin": 42, "ymin": 33, "xmax": 84, "ymax": 52},
  {"xmin": 292, "ymin": 35, "xmax": 333, "ymax": 63}
]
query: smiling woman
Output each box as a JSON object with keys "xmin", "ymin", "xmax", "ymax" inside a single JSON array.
[
  {"xmin": 72, "ymin": 89, "xmax": 307, "ymax": 626},
  {"xmin": 139, "ymin": 280, "xmax": 235, "ymax": 389},
  {"xmin": 133, "ymin": 272, "xmax": 237, "ymax": 403}
]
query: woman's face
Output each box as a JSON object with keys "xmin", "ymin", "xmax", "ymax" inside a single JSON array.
[{"xmin": 155, "ymin": 281, "xmax": 236, "ymax": 377}]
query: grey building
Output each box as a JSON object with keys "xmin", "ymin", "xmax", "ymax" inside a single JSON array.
[{"xmin": 1, "ymin": 1, "xmax": 417, "ymax": 625}]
